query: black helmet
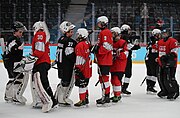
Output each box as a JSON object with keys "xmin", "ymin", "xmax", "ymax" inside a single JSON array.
[
  {"xmin": 162, "ymin": 29, "xmax": 172, "ymax": 41},
  {"xmin": 162, "ymin": 29, "xmax": 172, "ymax": 37},
  {"xmin": 12, "ymin": 21, "xmax": 27, "ymax": 32}
]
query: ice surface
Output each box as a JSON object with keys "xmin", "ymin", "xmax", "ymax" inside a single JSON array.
[{"xmin": 0, "ymin": 63, "xmax": 179, "ymax": 118}]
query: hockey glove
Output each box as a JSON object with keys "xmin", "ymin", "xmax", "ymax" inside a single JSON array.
[
  {"xmin": 160, "ymin": 54, "xmax": 176, "ymax": 68},
  {"xmin": 74, "ymin": 68, "xmax": 88, "ymax": 88},
  {"xmin": 75, "ymin": 78, "xmax": 89, "ymax": 88},
  {"xmin": 74, "ymin": 68, "xmax": 84, "ymax": 79}
]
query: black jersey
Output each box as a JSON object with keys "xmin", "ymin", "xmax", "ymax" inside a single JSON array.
[
  {"xmin": 56, "ymin": 35, "xmax": 77, "ymax": 83},
  {"xmin": 4, "ymin": 36, "xmax": 23, "ymax": 62},
  {"xmin": 56, "ymin": 35, "xmax": 77, "ymax": 66}
]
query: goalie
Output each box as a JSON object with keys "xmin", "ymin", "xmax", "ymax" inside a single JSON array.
[
  {"xmin": 2, "ymin": 21, "xmax": 28, "ymax": 104},
  {"xmin": 31, "ymin": 21, "xmax": 57, "ymax": 112},
  {"xmin": 157, "ymin": 29, "xmax": 179, "ymax": 100},
  {"xmin": 54, "ymin": 21, "xmax": 77, "ymax": 106}
]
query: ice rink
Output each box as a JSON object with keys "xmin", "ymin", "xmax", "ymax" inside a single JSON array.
[{"xmin": 0, "ymin": 63, "xmax": 180, "ymax": 118}]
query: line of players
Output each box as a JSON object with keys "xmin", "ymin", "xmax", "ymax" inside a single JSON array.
[{"xmin": 1, "ymin": 15, "xmax": 179, "ymax": 112}]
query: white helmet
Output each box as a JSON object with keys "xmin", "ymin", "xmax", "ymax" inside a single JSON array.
[
  {"xmin": 59, "ymin": 21, "xmax": 75, "ymax": 34},
  {"xmin": 120, "ymin": 24, "xmax": 131, "ymax": 31},
  {"xmin": 111, "ymin": 27, "xmax": 121, "ymax": 34},
  {"xmin": 33, "ymin": 21, "xmax": 44, "ymax": 35},
  {"xmin": 152, "ymin": 29, "xmax": 161, "ymax": 36},
  {"xmin": 97, "ymin": 16, "xmax": 108, "ymax": 24},
  {"xmin": 76, "ymin": 28, "xmax": 89, "ymax": 39}
]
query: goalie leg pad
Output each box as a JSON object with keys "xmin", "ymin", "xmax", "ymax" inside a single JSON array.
[
  {"xmin": 55, "ymin": 83, "xmax": 73, "ymax": 105},
  {"xmin": 64, "ymin": 71, "xmax": 75, "ymax": 99},
  {"xmin": 4, "ymin": 79, "xmax": 14, "ymax": 102},
  {"xmin": 31, "ymin": 74, "xmax": 42, "ymax": 108},
  {"xmin": 34, "ymin": 72, "xmax": 53, "ymax": 112},
  {"xmin": 55, "ymin": 71, "xmax": 75, "ymax": 105},
  {"xmin": 12, "ymin": 73, "xmax": 29, "ymax": 104}
]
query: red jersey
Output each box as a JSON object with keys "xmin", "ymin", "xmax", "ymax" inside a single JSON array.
[
  {"xmin": 96, "ymin": 28, "xmax": 113, "ymax": 65},
  {"xmin": 110, "ymin": 39, "xmax": 128, "ymax": 72},
  {"xmin": 32, "ymin": 31, "xmax": 51, "ymax": 65},
  {"xmin": 157, "ymin": 37, "xmax": 178, "ymax": 67},
  {"xmin": 75, "ymin": 40, "xmax": 92, "ymax": 79}
]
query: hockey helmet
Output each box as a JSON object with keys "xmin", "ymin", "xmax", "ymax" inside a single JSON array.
[
  {"xmin": 12, "ymin": 21, "xmax": 27, "ymax": 32},
  {"xmin": 162, "ymin": 29, "xmax": 172, "ymax": 37},
  {"xmin": 97, "ymin": 16, "xmax": 109, "ymax": 24},
  {"xmin": 120, "ymin": 24, "xmax": 131, "ymax": 32},
  {"xmin": 162, "ymin": 29, "xmax": 172, "ymax": 41},
  {"xmin": 59, "ymin": 21, "xmax": 75, "ymax": 34},
  {"xmin": 76, "ymin": 28, "xmax": 89, "ymax": 42},
  {"xmin": 111, "ymin": 27, "xmax": 121, "ymax": 34},
  {"xmin": 152, "ymin": 29, "xmax": 161, "ymax": 36},
  {"xmin": 33, "ymin": 21, "xmax": 44, "ymax": 35}
]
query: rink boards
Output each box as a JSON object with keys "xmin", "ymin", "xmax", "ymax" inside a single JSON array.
[{"xmin": 0, "ymin": 46, "xmax": 180, "ymax": 63}]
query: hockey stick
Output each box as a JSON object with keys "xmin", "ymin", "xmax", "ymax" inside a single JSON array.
[
  {"xmin": 83, "ymin": 19, "xmax": 93, "ymax": 45},
  {"xmin": 94, "ymin": 54, "xmax": 106, "ymax": 97},
  {"xmin": 140, "ymin": 76, "xmax": 147, "ymax": 86}
]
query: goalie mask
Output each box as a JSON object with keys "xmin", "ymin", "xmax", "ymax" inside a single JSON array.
[
  {"xmin": 59, "ymin": 21, "xmax": 76, "ymax": 34},
  {"xmin": 162, "ymin": 29, "xmax": 172, "ymax": 41},
  {"xmin": 76, "ymin": 28, "xmax": 89, "ymax": 42},
  {"xmin": 33, "ymin": 21, "xmax": 50, "ymax": 42},
  {"xmin": 12, "ymin": 21, "xmax": 27, "ymax": 32},
  {"xmin": 33, "ymin": 21, "xmax": 44, "ymax": 35}
]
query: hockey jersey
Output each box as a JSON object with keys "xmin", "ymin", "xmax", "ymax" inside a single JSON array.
[
  {"xmin": 96, "ymin": 28, "xmax": 113, "ymax": 65},
  {"xmin": 32, "ymin": 31, "xmax": 50, "ymax": 65},
  {"xmin": 157, "ymin": 37, "xmax": 178, "ymax": 67},
  {"xmin": 4, "ymin": 36, "xmax": 23, "ymax": 62},
  {"xmin": 56, "ymin": 35, "xmax": 77, "ymax": 67},
  {"xmin": 110, "ymin": 39, "xmax": 128, "ymax": 72},
  {"xmin": 75, "ymin": 40, "xmax": 92, "ymax": 79}
]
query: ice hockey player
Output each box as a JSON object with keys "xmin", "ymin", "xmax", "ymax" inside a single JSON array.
[
  {"xmin": 157, "ymin": 29, "xmax": 179, "ymax": 100},
  {"xmin": 54, "ymin": 21, "xmax": 77, "ymax": 106},
  {"xmin": 144, "ymin": 29, "xmax": 161, "ymax": 94},
  {"xmin": 31, "ymin": 21, "xmax": 57, "ymax": 112},
  {"xmin": 91, "ymin": 16, "xmax": 113, "ymax": 106},
  {"xmin": 2, "ymin": 21, "xmax": 28, "ymax": 104},
  {"xmin": 120, "ymin": 24, "xmax": 140, "ymax": 95},
  {"xmin": 110, "ymin": 27, "xmax": 128, "ymax": 103},
  {"xmin": 73, "ymin": 28, "xmax": 92, "ymax": 107}
]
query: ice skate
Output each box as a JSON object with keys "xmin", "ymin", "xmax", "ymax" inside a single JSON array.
[
  {"xmin": 122, "ymin": 83, "xmax": 131, "ymax": 96},
  {"xmin": 41, "ymin": 100, "xmax": 53, "ymax": 113},
  {"xmin": 31, "ymin": 101, "xmax": 43, "ymax": 108},
  {"xmin": 157, "ymin": 91, "xmax": 168, "ymax": 98},
  {"xmin": 110, "ymin": 96, "xmax": 121, "ymax": 103},
  {"xmin": 167, "ymin": 92, "xmax": 179, "ymax": 101},
  {"xmin": 122, "ymin": 89, "xmax": 131, "ymax": 96},
  {"xmin": 96, "ymin": 94, "xmax": 111, "ymax": 107},
  {"xmin": 147, "ymin": 87, "xmax": 157, "ymax": 95},
  {"xmin": 74, "ymin": 100, "xmax": 87, "ymax": 108}
]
